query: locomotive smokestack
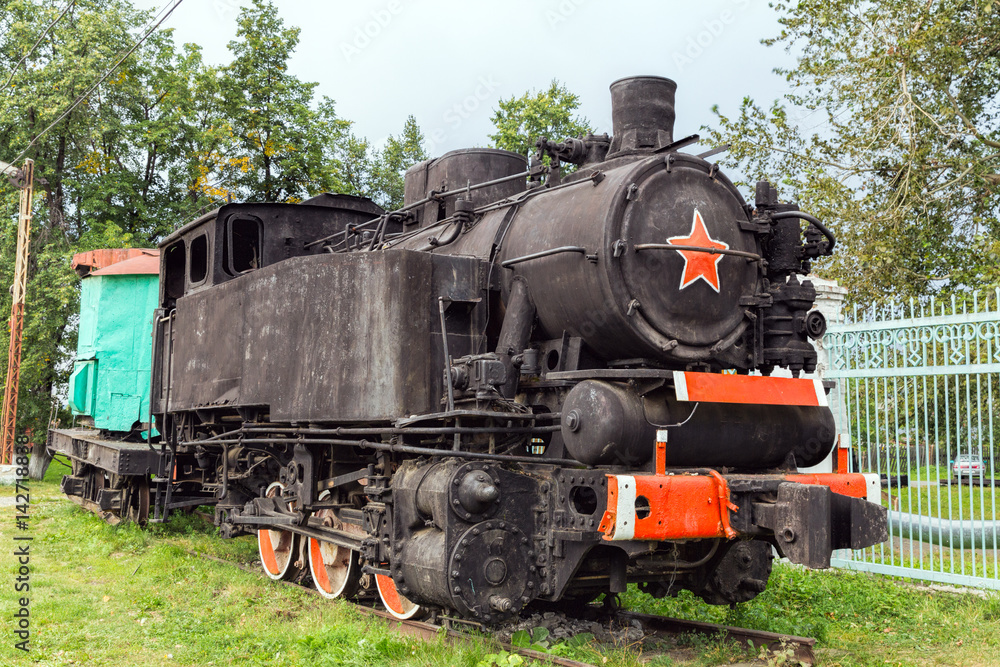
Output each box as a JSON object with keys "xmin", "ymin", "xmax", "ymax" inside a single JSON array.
[{"xmin": 606, "ymin": 76, "xmax": 677, "ymax": 158}]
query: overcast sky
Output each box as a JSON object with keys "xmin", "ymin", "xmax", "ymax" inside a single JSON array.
[{"xmin": 133, "ymin": 0, "xmax": 799, "ymax": 159}]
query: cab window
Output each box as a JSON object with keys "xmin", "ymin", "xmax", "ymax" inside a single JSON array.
[
  {"xmin": 164, "ymin": 241, "xmax": 186, "ymax": 301},
  {"xmin": 228, "ymin": 217, "xmax": 262, "ymax": 274},
  {"xmin": 189, "ymin": 234, "xmax": 209, "ymax": 284}
]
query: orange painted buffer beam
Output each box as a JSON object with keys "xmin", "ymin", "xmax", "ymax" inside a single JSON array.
[{"xmin": 598, "ymin": 470, "xmax": 878, "ymax": 542}]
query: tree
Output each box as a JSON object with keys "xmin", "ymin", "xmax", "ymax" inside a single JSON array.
[
  {"xmin": 489, "ymin": 79, "xmax": 593, "ymax": 159},
  {"xmin": 333, "ymin": 132, "xmax": 375, "ymax": 200},
  {"xmin": 0, "ymin": 0, "xmax": 225, "ymax": 240},
  {"xmin": 165, "ymin": 44, "xmax": 234, "ymax": 212},
  {"xmin": 219, "ymin": 0, "xmax": 350, "ymax": 203},
  {"xmin": 0, "ymin": 0, "xmax": 423, "ymax": 451},
  {"xmin": 706, "ymin": 0, "xmax": 1000, "ymax": 304},
  {"xmin": 368, "ymin": 115, "xmax": 427, "ymax": 210},
  {"xmin": 0, "ymin": 0, "xmax": 214, "ymax": 447},
  {"xmin": 328, "ymin": 116, "xmax": 428, "ymax": 211}
]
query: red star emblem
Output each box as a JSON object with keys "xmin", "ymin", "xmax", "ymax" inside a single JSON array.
[{"xmin": 666, "ymin": 209, "xmax": 729, "ymax": 293}]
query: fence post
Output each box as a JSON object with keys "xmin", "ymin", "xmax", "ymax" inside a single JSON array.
[{"xmin": 798, "ymin": 277, "xmax": 847, "ymax": 474}]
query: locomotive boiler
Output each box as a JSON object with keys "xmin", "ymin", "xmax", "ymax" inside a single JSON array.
[{"xmin": 49, "ymin": 76, "xmax": 887, "ymax": 624}]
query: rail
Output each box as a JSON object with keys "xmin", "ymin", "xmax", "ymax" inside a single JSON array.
[{"xmin": 617, "ymin": 610, "xmax": 816, "ymax": 665}]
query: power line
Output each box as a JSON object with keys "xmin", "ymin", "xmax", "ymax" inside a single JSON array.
[
  {"xmin": 2, "ymin": 0, "xmax": 76, "ymax": 93},
  {"xmin": 4, "ymin": 0, "xmax": 177, "ymax": 96},
  {"xmin": 130, "ymin": 0, "xmax": 183, "ymax": 42},
  {"xmin": 9, "ymin": 0, "xmax": 186, "ymax": 166},
  {"xmin": 145, "ymin": 0, "xmax": 181, "ymax": 30}
]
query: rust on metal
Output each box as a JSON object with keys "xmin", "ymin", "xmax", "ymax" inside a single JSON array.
[
  {"xmin": 1, "ymin": 159, "xmax": 33, "ymax": 464},
  {"xmin": 71, "ymin": 248, "xmax": 159, "ymax": 276}
]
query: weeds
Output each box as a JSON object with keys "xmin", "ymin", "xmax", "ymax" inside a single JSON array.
[
  {"xmin": 509, "ymin": 626, "xmax": 595, "ymax": 660},
  {"xmin": 476, "ymin": 650, "xmax": 525, "ymax": 667},
  {"xmin": 623, "ymin": 563, "xmax": 1000, "ymax": 665},
  {"xmin": 14, "ymin": 461, "xmax": 1000, "ymax": 666},
  {"xmin": 752, "ymin": 638, "xmax": 807, "ymax": 667}
]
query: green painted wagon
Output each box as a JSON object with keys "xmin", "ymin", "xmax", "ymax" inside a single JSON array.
[{"xmin": 67, "ymin": 249, "xmax": 160, "ymax": 433}]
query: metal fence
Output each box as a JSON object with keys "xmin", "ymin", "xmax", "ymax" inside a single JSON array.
[{"xmin": 824, "ymin": 291, "xmax": 1000, "ymax": 590}]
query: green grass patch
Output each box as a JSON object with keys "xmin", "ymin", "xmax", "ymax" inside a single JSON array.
[
  {"xmin": 622, "ymin": 562, "xmax": 1000, "ymax": 666},
  {"xmin": 887, "ymin": 481, "xmax": 999, "ymax": 522},
  {"xmin": 7, "ymin": 459, "xmax": 1000, "ymax": 666}
]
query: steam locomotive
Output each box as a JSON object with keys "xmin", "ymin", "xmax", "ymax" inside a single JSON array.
[{"xmin": 49, "ymin": 76, "xmax": 887, "ymax": 624}]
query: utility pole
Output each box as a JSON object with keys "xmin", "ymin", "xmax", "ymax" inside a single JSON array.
[{"xmin": 1, "ymin": 159, "xmax": 34, "ymax": 465}]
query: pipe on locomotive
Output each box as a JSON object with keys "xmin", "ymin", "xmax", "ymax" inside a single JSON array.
[
  {"xmin": 304, "ymin": 168, "xmax": 532, "ymax": 250},
  {"xmin": 314, "ymin": 165, "xmax": 607, "ymax": 254},
  {"xmin": 177, "ymin": 436, "xmax": 584, "ymax": 467},
  {"xmin": 770, "ymin": 210, "xmax": 836, "ymax": 254}
]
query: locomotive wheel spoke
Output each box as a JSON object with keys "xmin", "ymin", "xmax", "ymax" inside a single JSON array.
[
  {"xmin": 309, "ymin": 538, "xmax": 361, "ymax": 599},
  {"xmin": 308, "ymin": 490, "xmax": 361, "ymax": 599},
  {"xmin": 257, "ymin": 482, "xmax": 301, "ymax": 581},
  {"xmin": 375, "ymin": 573, "xmax": 424, "ymax": 620}
]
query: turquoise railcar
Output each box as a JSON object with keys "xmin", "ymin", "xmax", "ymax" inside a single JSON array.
[{"xmin": 67, "ymin": 249, "xmax": 159, "ymax": 433}]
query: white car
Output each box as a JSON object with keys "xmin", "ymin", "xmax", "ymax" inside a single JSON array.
[{"xmin": 952, "ymin": 454, "xmax": 986, "ymax": 484}]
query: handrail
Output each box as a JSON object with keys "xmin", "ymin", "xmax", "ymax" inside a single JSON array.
[
  {"xmin": 500, "ymin": 246, "xmax": 586, "ymax": 268},
  {"xmin": 304, "ymin": 169, "xmax": 531, "ymax": 249},
  {"xmin": 634, "ymin": 243, "xmax": 761, "ymax": 261}
]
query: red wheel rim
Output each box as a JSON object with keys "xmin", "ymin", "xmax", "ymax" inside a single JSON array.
[
  {"xmin": 376, "ymin": 574, "xmax": 423, "ymax": 620},
  {"xmin": 257, "ymin": 482, "xmax": 299, "ymax": 580},
  {"xmin": 308, "ymin": 491, "xmax": 361, "ymax": 599}
]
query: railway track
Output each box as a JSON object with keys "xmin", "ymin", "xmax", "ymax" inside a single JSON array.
[
  {"xmin": 184, "ymin": 547, "xmax": 817, "ymax": 665},
  {"xmin": 616, "ymin": 611, "xmax": 815, "ymax": 665}
]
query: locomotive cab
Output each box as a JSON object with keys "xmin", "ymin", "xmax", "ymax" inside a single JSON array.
[{"xmin": 158, "ymin": 193, "xmax": 385, "ymax": 308}]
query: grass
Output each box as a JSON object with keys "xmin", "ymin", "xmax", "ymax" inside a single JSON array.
[
  {"xmin": 5, "ymin": 459, "xmax": 1000, "ymax": 666},
  {"xmin": 887, "ymin": 482, "xmax": 999, "ymax": 522},
  {"xmin": 623, "ymin": 563, "xmax": 1000, "ymax": 666},
  {"xmin": 870, "ymin": 466, "xmax": 1000, "ymax": 580}
]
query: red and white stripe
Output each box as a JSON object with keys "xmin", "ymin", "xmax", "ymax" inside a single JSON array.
[{"xmin": 673, "ymin": 371, "xmax": 828, "ymax": 407}]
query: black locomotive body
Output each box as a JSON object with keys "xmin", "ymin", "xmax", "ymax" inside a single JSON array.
[{"xmin": 53, "ymin": 76, "xmax": 887, "ymax": 623}]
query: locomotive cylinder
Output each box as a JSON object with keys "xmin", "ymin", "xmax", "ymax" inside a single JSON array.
[
  {"xmin": 397, "ymin": 528, "xmax": 452, "ymax": 608},
  {"xmin": 560, "ymin": 380, "xmax": 836, "ymax": 468}
]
